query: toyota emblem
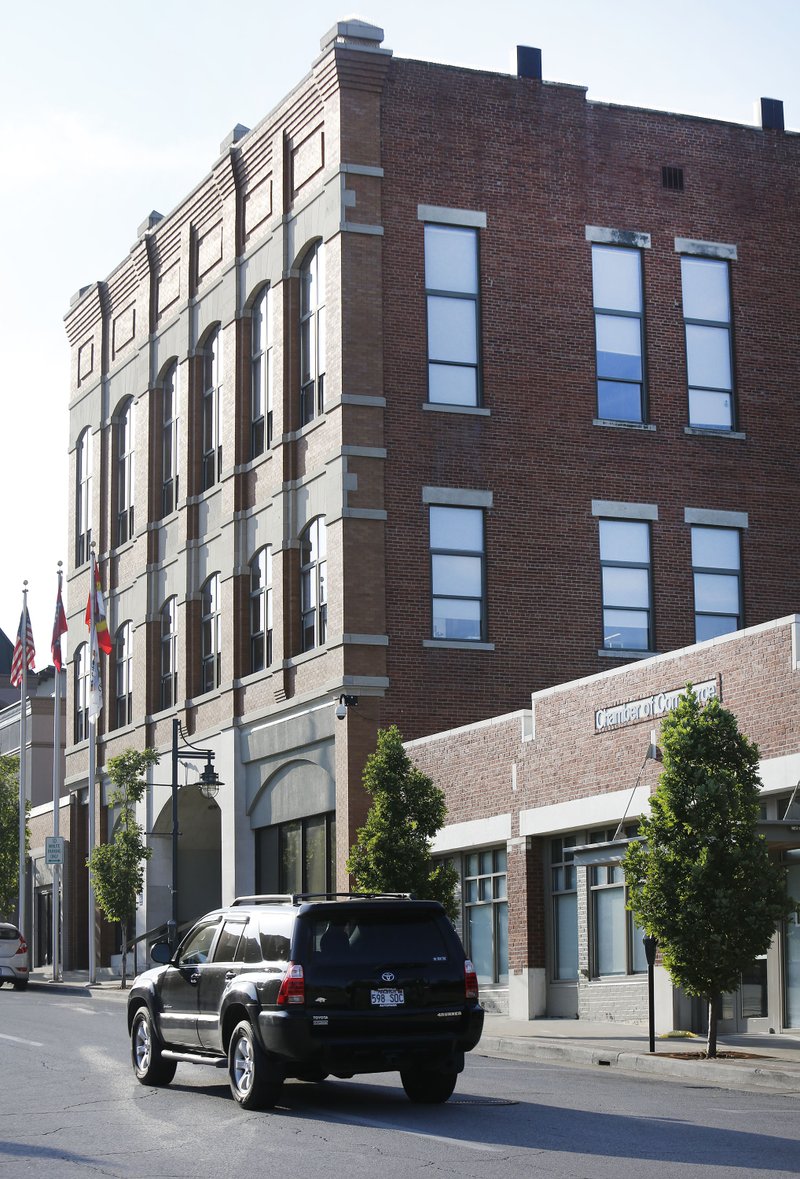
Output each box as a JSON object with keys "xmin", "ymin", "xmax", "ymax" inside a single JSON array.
[{"xmin": 381, "ymin": 971, "xmax": 395, "ymax": 982}]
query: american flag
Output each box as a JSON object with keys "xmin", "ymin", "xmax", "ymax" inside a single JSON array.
[{"xmin": 10, "ymin": 606, "xmax": 35, "ymax": 687}]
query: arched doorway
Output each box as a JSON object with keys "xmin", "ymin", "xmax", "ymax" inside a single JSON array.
[{"xmin": 148, "ymin": 787, "xmax": 222, "ymax": 937}]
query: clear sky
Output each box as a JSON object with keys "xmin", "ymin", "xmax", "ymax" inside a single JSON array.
[{"xmin": 1, "ymin": 0, "xmax": 796, "ymax": 654}]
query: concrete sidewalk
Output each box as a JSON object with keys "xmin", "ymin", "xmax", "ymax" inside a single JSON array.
[
  {"xmin": 26, "ymin": 971, "xmax": 800, "ymax": 1094},
  {"xmin": 480, "ymin": 1012, "xmax": 800, "ymax": 1094}
]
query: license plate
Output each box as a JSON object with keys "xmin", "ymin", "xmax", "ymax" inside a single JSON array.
[{"xmin": 371, "ymin": 988, "xmax": 404, "ymax": 1007}]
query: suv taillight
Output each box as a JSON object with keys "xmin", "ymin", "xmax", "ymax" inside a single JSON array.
[
  {"xmin": 276, "ymin": 962, "xmax": 305, "ymax": 1006},
  {"xmin": 464, "ymin": 959, "xmax": 479, "ymax": 1002},
  {"xmin": 17, "ymin": 936, "xmax": 27, "ymax": 955}
]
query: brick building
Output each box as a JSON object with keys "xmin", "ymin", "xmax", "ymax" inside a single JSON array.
[
  {"xmin": 62, "ymin": 21, "xmax": 799, "ymax": 974},
  {"xmin": 410, "ymin": 616, "xmax": 800, "ymax": 1032}
]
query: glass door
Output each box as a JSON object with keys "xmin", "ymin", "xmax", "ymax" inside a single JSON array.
[{"xmin": 718, "ymin": 955, "xmax": 770, "ymax": 1033}]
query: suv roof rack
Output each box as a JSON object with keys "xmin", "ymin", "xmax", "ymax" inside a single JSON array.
[
  {"xmin": 230, "ymin": 894, "xmax": 295, "ymax": 907},
  {"xmin": 293, "ymin": 891, "xmax": 413, "ymax": 902}
]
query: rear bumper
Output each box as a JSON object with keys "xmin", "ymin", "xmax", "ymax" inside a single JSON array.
[{"xmin": 257, "ymin": 1005, "xmax": 484, "ymax": 1074}]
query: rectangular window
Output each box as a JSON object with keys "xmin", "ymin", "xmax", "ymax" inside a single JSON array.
[
  {"xmin": 592, "ymin": 245, "xmax": 645, "ymax": 422},
  {"xmin": 599, "ymin": 519, "xmax": 652, "ymax": 651},
  {"xmin": 464, "ymin": 848, "xmax": 508, "ymax": 986},
  {"xmin": 429, "ymin": 505, "xmax": 485, "ymax": 641},
  {"xmin": 255, "ymin": 812, "xmax": 336, "ymax": 896},
  {"xmin": 691, "ymin": 525, "xmax": 741, "ymax": 640},
  {"xmin": 425, "ymin": 224, "xmax": 480, "ymax": 406},
  {"xmin": 681, "ymin": 256, "xmax": 734, "ymax": 429},
  {"xmin": 589, "ymin": 833, "xmax": 647, "ymax": 977},
  {"xmin": 551, "ymin": 836, "xmax": 578, "ymax": 980}
]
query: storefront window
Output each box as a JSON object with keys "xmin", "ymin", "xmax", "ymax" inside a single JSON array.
[
  {"xmin": 785, "ymin": 859, "xmax": 800, "ymax": 1028},
  {"xmin": 589, "ymin": 828, "xmax": 647, "ymax": 977},
  {"xmin": 551, "ymin": 836, "xmax": 578, "ymax": 980},
  {"xmin": 464, "ymin": 848, "xmax": 508, "ymax": 985},
  {"xmin": 255, "ymin": 812, "xmax": 336, "ymax": 897}
]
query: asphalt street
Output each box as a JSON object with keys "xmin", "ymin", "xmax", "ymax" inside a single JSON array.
[{"xmin": 1, "ymin": 987, "xmax": 799, "ymax": 1178}]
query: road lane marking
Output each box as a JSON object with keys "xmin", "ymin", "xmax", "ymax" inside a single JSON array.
[
  {"xmin": 330, "ymin": 1113, "xmax": 504, "ymax": 1153},
  {"xmin": 0, "ymin": 1032, "xmax": 44, "ymax": 1047}
]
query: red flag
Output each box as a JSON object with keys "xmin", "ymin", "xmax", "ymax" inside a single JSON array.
[
  {"xmin": 85, "ymin": 561, "xmax": 112, "ymax": 655},
  {"xmin": 11, "ymin": 607, "xmax": 35, "ymax": 687},
  {"xmin": 51, "ymin": 577, "xmax": 68, "ymax": 672}
]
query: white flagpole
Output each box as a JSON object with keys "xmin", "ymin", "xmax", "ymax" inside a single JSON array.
[
  {"xmin": 17, "ymin": 583, "xmax": 29, "ymax": 941},
  {"xmin": 88, "ymin": 549, "xmax": 97, "ymax": 984},
  {"xmin": 52, "ymin": 564, "xmax": 64, "ymax": 982}
]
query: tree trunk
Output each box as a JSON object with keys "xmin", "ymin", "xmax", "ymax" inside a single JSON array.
[
  {"xmin": 120, "ymin": 921, "xmax": 128, "ymax": 990},
  {"xmin": 706, "ymin": 995, "xmax": 718, "ymax": 1058}
]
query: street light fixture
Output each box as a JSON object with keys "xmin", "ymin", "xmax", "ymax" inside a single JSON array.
[{"xmin": 169, "ymin": 717, "xmax": 223, "ymax": 946}]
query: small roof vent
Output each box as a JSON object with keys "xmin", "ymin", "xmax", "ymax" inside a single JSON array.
[
  {"xmin": 320, "ymin": 19, "xmax": 385, "ymax": 53},
  {"xmin": 220, "ymin": 124, "xmax": 250, "ymax": 154},
  {"xmin": 517, "ymin": 45, "xmax": 542, "ymax": 80},
  {"xmin": 137, "ymin": 210, "xmax": 164, "ymax": 238},
  {"xmin": 760, "ymin": 97, "xmax": 785, "ymax": 131},
  {"xmin": 661, "ymin": 166, "xmax": 684, "ymax": 192}
]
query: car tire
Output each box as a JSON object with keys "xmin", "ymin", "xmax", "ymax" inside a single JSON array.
[
  {"xmin": 228, "ymin": 1020, "xmax": 283, "ymax": 1110},
  {"xmin": 130, "ymin": 1007, "xmax": 177, "ymax": 1086},
  {"xmin": 12, "ymin": 979, "xmax": 28, "ymax": 991},
  {"xmin": 400, "ymin": 1063, "xmax": 458, "ymax": 1104}
]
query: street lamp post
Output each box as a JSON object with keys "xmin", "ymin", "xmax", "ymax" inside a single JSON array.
[{"xmin": 169, "ymin": 717, "xmax": 222, "ymax": 947}]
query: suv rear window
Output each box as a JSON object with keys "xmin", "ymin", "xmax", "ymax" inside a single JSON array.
[{"xmin": 307, "ymin": 911, "xmax": 452, "ymax": 966}]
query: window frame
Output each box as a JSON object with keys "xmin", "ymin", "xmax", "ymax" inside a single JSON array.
[
  {"xmin": 299, "ymin": 244, "xmax": 326, "ymax": 426},
  {"xmin": 299, "ymin": 518, "xmax": 327, "ymax": 653},
  {"xmin": 551, "ymin": 835, "xmax": 579, "ymax": 981},
  {"xmin": 463, "ymin": 847, "xmax": 508, "ymax": 986},
  {"xmin": 201, "ymin": 329, "xmax": 223, "ymax": 491},
  {"xmin": 160, "ymin": 597, "xmax": 178, "ymax": 711},
  {"xmin": 75, "ymin": 429, "xmax": 93, "ymax": 567},
  {"xmin": 428, "ymin": 505, "xmax": 486, "ymax": 643},
  {"xmin": 591, "ymin": 243, "xmax": 646, "ymax": 424},
  {"xmin": 161, "ymin": 362, "xmax": 179, "ymax": 518},
  {"xmin": 74, "ymin": 643, "xmax": 90, "ymax": 743},
  {"xmin": 114, "ymin": 621, "xmax": 133, "ymax": 729},
  {"xmin": 598, "ymin": 517, "xmax": 653, "ymax": 652},
  {"xmin": 680, "ymin": 255, "xmax": 735, "ymax": 430},
  {"xmin": 424, "ymin": 222, "xmax": 482, "ymax": 407},
  {"xmin": 249, "ymin": 546, "xmax": 273, "ymax": 673},
  {"xmin": 250, "ymin": 286, "xmax": 273, "ymax": 457},
  {"xmin": 691, "ymin": 524, "xmax": 742, "ymax": 641},
  {"xmin": 200, "ymin": 574, "xmax": 221, "ymax": 693},
  {"xmin": 115, "ymin": 400, "xmax": 135, "ymax": 547}
]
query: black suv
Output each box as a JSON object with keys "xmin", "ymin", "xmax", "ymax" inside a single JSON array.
[{"xmin": 127, "ymin": 893, "xmax": 484, "ymax": 1109}]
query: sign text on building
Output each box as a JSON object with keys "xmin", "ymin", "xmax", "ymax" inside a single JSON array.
[{"xmin": 595, "ymin": 679, "xmax": 718, "ymax": 733}]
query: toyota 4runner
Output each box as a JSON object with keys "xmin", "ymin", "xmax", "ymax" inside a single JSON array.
[{"xmin": 127, "ymin": 893, "xmax": 484, "ymax": 1109}]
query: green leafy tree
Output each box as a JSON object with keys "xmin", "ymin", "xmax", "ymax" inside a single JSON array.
[
  {"xmin": 87, "ymin": 748, "xmax": 158, "ymax": 987},
  {"xmin": 0, "ymin": 755, "xmax": 27, "ymax": 920},
  {"xmin": 347, "ymin": 725, "xmax": 459, "ymax": 920},
  {"xmin": 624, "ymin": 688, "xmax": 794, "ymax": 1056}
]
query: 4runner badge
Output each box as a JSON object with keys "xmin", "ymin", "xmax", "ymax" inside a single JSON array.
[{"xmin": 381, "ymin": 971, "xmax": 395, "ymax": 982}]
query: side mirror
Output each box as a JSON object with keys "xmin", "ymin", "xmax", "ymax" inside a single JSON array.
[{"xmin": 150, "ymin": 940, "xmax": 173, "ymax": 965}]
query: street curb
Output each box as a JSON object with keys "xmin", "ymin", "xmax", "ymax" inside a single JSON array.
[
  {"xmin": 26, "ymin": 978, "xmax": 130, "ymax": 998},
  {"xmin": 477, "ymin": 1035, "xmax": 800, "ymax": 1093}
]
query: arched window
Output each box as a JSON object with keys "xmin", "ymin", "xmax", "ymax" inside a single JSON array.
[
  {"xmin": 160, "ymin": 597, "xmax": 178, "ymax": 710},
  {"xmin": 250, "ymin": 547, "xmax": 272, "ymax": 672},
  {"xmin": 74, "ymin": 643, "xmax": 90, "ymax": 743},
  {"xmin": 299, "ymin": 244, "xmax": 326, "ymax": 426},
  {"xmin": 76, "ymin": 429, "xmax": 93, "ymax": 566},
  {"xmin": 161, "ymin": 362, "xmax": 179, "ymax": 517},
  {"xmin": 251, "ymin": 287, "xmax": 273, "ymax": 457},
  {"xmin": 115, "ymin": 400, "xmax": 135, "ymax": 546},
  {"xmin": 201, "ymin": 574, "xmax": 221, "ymax": 692},
  {"xmin": 300, "ymin": 518, "xmax": 326, "ymax": 652},
  {"xmin": 115, "ymin": 622, "xmax": 133, "ymax": 728},
  {"xmin": 202, "ymin": 329, "xmax": 223, "ymax": 490}
]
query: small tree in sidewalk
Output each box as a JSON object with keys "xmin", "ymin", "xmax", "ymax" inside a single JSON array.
[
  {"xmin": 87, "ymin": 748, "xmax": 158, "ymax": 987},
  {"xmin": 0, "ymin": 755, "xmax": 27, "ymax": 920},
  {"xmin": 347, "ymin": 725, "xmax": 458, "ymax": 920},
  {"xmin": 624, "ymin": 688, "xmax": 794, "ymax": 1057}
]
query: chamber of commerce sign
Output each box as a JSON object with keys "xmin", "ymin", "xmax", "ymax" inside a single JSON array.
[{"xmin": 595, "ymin": 679, "xmax": 718, "ymax": 733}]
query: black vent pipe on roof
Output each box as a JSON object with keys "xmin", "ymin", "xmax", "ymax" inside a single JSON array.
[{"xmin": 517, "ymin": 45, "xmax": 542, "ymax": 80}]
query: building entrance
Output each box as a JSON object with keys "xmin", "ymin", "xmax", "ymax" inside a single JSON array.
[{"xmin": 717, "ymin": 956, "xmax": 770, "ymax": 1033}]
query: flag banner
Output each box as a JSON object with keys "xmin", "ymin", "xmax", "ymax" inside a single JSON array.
[
  {"xmin": 10, "ymin": 607, "xmax": 35, "ymax": 687},
  {"xmin": 52, "ymin": 579, "xmax": 68, "ymax": 672},
  {"xmin": 84, "ymin": 560, "xmax": 112, "ymax": 655},
  {"xmin": 88, "ymin": 631, "xmax": 102, "ymax": 720}
]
